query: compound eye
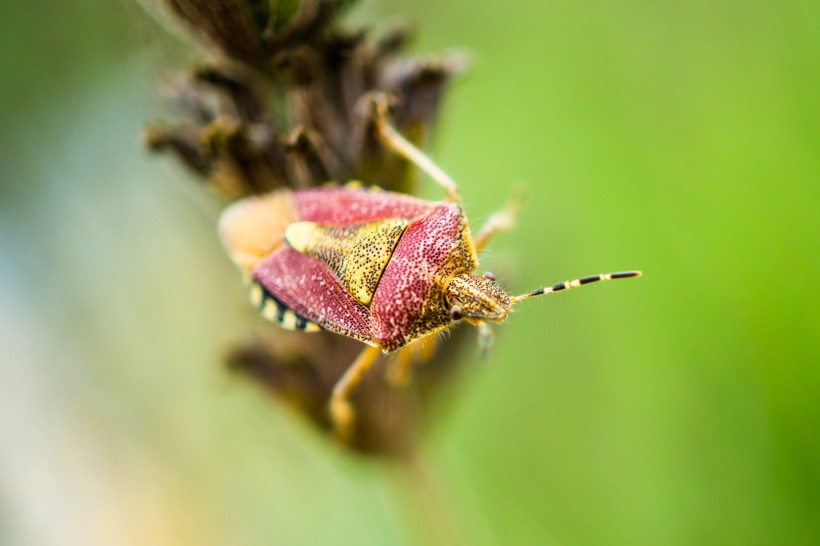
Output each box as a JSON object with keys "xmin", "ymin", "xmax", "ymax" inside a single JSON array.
[
  {"xmin": 450, "ymin": 306, "xmax": 463, "ymax": 321},
  {"xmin": 482, "ymin": 271, "xmax": 495, "ymax": 282}
]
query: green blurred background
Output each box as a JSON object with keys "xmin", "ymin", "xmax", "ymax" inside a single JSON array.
[{"xmin": 1, "ymin": 0, "xmax": 818, "ymax": 544}]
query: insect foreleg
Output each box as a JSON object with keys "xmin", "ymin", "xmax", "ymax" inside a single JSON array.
[
  {"xmin": 368, "ymin": 93, "xmax": 461, "ymax": 202},
  {"xmin": 474, "ymin": 189, "xmax": 525, "ymax": 253},
  {"xmin": 329, "ymin": 345, "xmax": 383, "ymax": 442}
]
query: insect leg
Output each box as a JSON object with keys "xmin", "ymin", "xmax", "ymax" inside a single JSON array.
[
  {"xmin": 386, "ymin": 338, "xmax": 440, "ymax": 386},
  {"xmin": 386, "ymin": 345, "xmax": 415, "ymax": 387},
  {"xmin": 477, "ymin": 321, "xmax": 495, "ymax": 358},
  {"xmin": 368, "ymin": 93, "xmax": 461, "ymax": 202},
  {"xmin": 329, "ymin": 345, "xmax": 383, "ymax": 442},
  {"xmin": 412, "ymin": 338, "xmax": 437, "ymax": 365},
  {"xmin": 474, "ymin": 188, "xmax": 525, "ymax": 253}
]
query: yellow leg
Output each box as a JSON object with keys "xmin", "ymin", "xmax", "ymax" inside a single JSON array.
[
  {"xmin": 474, "ymin": 188, "xmax": 524, "ymax": 253},
  {"xmin": 329, "ymin": 345, "xmax": 382, "ymax": 442},
  {"xmin": 386, "ymin": 338, "xmax": 439, "ymax": 387},
  {"xmin": 413, "ymin": 338, "xmax": 437, "ymax": 365},
  {"xmin": 386, "ymin": 346, "xmax": 415, "ymax": 387},
  {"xmin": 369, "ymin": 93, "xmax": 461, "ymax": 202}
]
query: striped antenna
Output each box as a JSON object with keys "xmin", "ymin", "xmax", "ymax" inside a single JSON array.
[{"xmin": 510, "ymin": 271, "xmax": 642, "ymax": 302}]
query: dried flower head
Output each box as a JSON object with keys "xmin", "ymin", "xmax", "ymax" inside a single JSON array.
[{"xmin": 144, "ymin": 0, "xmax": 470, "ymax": 456}]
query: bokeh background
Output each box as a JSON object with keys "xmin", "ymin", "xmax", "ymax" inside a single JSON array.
[{"xmin": 2, "ymin": 0, "xmax": 818, "ymax": 544}]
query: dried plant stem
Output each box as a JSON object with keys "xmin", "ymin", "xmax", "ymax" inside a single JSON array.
[{"xmin": 389, "ymin": 454, "xmax": 467, "ymax": 546}]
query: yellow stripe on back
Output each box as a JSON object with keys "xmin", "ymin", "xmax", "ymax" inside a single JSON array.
[{"xmin": 284, "ymin": 218, "xmax": 409, "ymax": 306}]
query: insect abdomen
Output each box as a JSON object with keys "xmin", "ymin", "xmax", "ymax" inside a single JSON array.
[
  {"xmin": 219, "ymin": 190, "xmax": 299, "ymax": 272},
  {"xmin": 248, "ymin": 278, "xmax": 321, "ymax": 332}
]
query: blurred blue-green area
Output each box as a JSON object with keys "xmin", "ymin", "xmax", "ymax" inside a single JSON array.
[{"xmin": 1, "ymin": 0, "xmax": 818, "ymax": 544}]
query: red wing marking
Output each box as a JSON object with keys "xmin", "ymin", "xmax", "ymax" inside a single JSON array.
[
  {"xmin": 295, "ymin": 187, "xmax": 435, "ymax": 225},
  {"xmin": 284, "ymin": 219, "xmax": 409, "ymax": 306},
  {"xmin": 370, "ymin": 203, "xmax": 466, "ymax": 350},
  {"xmin": 253, "ymin": 247, "xmax": 373, "ymax": 344}
]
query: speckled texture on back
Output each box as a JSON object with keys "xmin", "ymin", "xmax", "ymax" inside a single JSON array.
[
  {"xmin": 243, "ymin": 187, "xmax": 472, "ymax": 349},
  {"xmin": 371, "ymin": 203, "xmax": 479, "ymax": 351},
  {"xmin": 295, "ymin": 187, "xmax": 434, "ymax": 225},
  {"xmin": 286, "ymin": 219, "xmax": 409, "ymax": 306},
  {"xmin": 253, "ymin": 247, "xmax": 373, "ymax": 344}
]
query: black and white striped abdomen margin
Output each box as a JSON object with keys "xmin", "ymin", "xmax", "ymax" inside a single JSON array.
[{"xmin": 247, "ymin": 278, "xmax": 322, "ymax": 332}]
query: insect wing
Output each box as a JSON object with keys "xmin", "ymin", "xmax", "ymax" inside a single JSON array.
[
  {"xmin": 295, "ymin": 186, "xmax": 434, "ymax": 224},
  {"xmin": 250, "ymin": 186, "xmax": 443, "ymax": 347},
  {"xmin": 219, "ymin": 190, "xmax": 299, "ymax": 272},
  {"xmin": 254, "ymin": 247, "xmax": 374, "ymax": 344},
  {"xmin": 284, "ymin": 218, "xmax": 410, "ymax": 306},
  {"xmin": 371, "ymin": 203, "xmax": 478, "ymax": 350}
]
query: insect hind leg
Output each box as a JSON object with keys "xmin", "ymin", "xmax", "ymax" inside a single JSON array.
[{"xmin": 367, "ymin": 92, "xmax": 460, "ymax": 202}]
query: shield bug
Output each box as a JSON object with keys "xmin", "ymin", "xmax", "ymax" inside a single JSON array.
[{"xmin": 219, "ymin": 96, "xmax": 641, "ymax": 440}]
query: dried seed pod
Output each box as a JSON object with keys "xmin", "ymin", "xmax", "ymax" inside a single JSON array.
[{"xmin": 164, "ymin": 0, "xmax": 268, "ymax": 64}]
